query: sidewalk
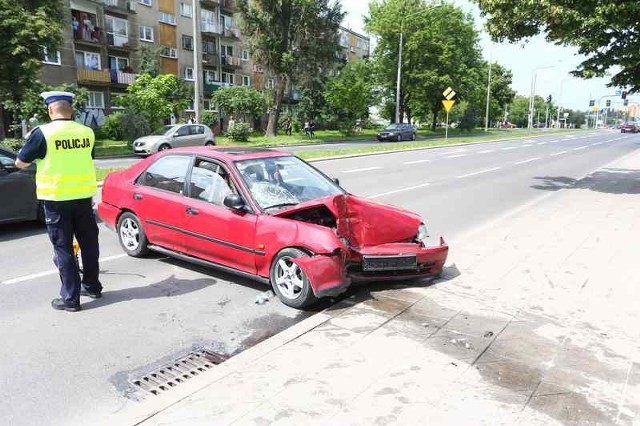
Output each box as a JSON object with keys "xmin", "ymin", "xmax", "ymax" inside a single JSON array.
[{"xmin": 111, "ymin": 148, "xmax": 640, "ymax": 426}]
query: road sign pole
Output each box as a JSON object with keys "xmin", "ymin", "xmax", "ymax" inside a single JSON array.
[{"xmin": 445, "ymin": 110, "xmax": 449, "ymax": 141}]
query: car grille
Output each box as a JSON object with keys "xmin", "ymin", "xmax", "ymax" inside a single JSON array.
[{"xmin": 362, "ymin": 255, "xmax": 417, "ymax": 272}]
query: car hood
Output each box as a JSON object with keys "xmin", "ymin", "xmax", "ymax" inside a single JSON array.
[
  {"xmin": 135, "ymin": 135, "xmax": 167, "ymax": 144},
  {"xmin": 274, "ymin": 194, "xmax": 421, "ymax": 247}
]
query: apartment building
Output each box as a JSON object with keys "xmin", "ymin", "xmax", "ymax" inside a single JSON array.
[{"xmin": 39, "ymin": 0, "xmax": 370, "ymax": 126}]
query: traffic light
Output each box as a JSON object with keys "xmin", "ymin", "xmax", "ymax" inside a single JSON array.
[
  {"xmin": 546, "ymin": 95, "xmax": 552, "ymax": 103},
  {"xmin": 606, "ymin": 100, "xmax": 611, "ymax": 107},
  {"xmin": 622, "ymin": 91, "xmax": 628, "ymax": 99},
  {"xmin": 589, "ymin": 100, "xmax": 595, "ymax": 107}
]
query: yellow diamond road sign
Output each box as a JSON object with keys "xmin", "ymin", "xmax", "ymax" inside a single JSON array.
[
  {"xmin": 443, "ymin": 87, "xmax": 456, "ymax": 100},
  {"xmin": 442, "ymin": 100, "xmax": 455, "ymax": 112}
]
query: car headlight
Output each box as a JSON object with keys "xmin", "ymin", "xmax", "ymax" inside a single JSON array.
[{"xmin": 416, "ymin": 223, "xmax": 428, "ymax": 242}]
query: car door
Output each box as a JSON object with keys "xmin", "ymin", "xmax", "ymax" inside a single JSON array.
[
  {"xmin": 181, "ymin": 158, "xmax": 258, "ymax": 273},
  {"xmin": 0, "ymin": 149, "xmax": 37, "ymax": 223},
  {"xmin": 130, "ymin": 154, "xmax": 192, "ymax": 252},
  {"xmin": 172, "ymin": 125, "xmax": 193, "ymax": 148},
  {"xmin": 191, "ymin": 125, "xmax": 206, "ymax": 145}
]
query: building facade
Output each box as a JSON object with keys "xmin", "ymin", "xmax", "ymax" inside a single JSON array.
[{"xmin": 40, "ymin": 0, "xmax": 370, "ymax": 126}]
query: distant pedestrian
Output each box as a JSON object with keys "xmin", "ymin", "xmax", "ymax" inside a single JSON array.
[
  {"xmin": 28, "ymin": 113, "xmax": 41, "ymax": 130},
  {"xmin": 15, "ymin": 91, "xmax": 102, "ymax": 312},
  {"xmin": 228, "ymin": 115, "xmax": 235, "ymax": 131},
  {"xmin": 354, "ymin": 118, "xmax": 362, "ymax": 134},
  {"xmin": 309, "ymin": 120, "xmax": 315, "ymax": 137},
  {"xmin": 284, "ymin": 117, "xmax": 292, "ymax": 136}
]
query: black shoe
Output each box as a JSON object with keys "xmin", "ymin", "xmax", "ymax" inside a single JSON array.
[
  {"xmin": 80, "ymin": 288, "xmax": 102, "ymax": 299},
  {"xmin": 51, "ymin": 298, "xmax": 82, "ymax": 312}
]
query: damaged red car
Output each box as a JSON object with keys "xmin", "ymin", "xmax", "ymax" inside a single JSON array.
[{"xmin": 98, "ymin": 147, "xmax": 448, "ymax": 308}]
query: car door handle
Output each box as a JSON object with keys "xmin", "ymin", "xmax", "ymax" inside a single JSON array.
[
  {"xmin": 186, "ymin": 207, "xmax": 199, "ymax": 215},
  {"xmin": 133, "ymin": 193, "xmax": 143, "ymax": 200}
]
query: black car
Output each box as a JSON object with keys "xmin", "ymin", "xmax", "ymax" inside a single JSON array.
[
  {"xmin": 377, "ymin": 123, "xmax": 417, "ymax": 142},
  {"xmin": 0, "ymin": 147, "xmax": 42, "ymax": 224}
]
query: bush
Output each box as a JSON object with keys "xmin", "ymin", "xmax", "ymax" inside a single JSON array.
[
  {"xmin": 0, "ymin": 138, "xmax": 24, "ymax": 151},
  {"xmin": 100, "ymin": 112, "xmax": 125, "ymax": 141},
  {"xmin": 225, "ymin": 122, "xmax": 251, "ymax": 142},
  {"xmin": 201, "ymin": 111, "xmax": 219, "ymax": 128},
  {"xmin": 120, "ymin": 109, "xmax": 153, "ymax": 143}
]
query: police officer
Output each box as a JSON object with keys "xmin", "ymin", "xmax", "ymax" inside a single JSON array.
[{"xmin": 15, "ymin": 91, "xmax": 102, "ymax": 312}]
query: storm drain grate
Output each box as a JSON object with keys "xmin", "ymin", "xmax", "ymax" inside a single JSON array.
[{"xmin": 130, "ymin": 349, "xmax": 228, "ymax": 396}]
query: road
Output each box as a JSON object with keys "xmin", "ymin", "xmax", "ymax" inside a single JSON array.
[{"xmin": 0, "ymin": 129, "xmax": 637, "ymax": 425}]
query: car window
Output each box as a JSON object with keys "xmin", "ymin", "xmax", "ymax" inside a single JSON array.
[
  {"xmin": 191, "ymin": 125, "xmax": 205, "ymax": 135},
  {"xmin": 175, "ymin": 126, "xmax": 190, "ymax": 137},
  {"xmin": 187, "ymin": 159, "xmax": 237, "ymax": 206},
  {"xmin": 138, "ymin": 155, "xmax": 191, "ymax": 194}
]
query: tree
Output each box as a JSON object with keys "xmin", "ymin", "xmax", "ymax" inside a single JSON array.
[
  {"xmin": 210, "ymin": 85, "xmax": 266, "ymax": 125},
  {"xmin": 115, "ymin": 73, "xmax": 192, "ymax": 127},
  {"xmin": 0, "ymin": 0, "xmax": 65, "ymax": 139},
  {"xmin": 324, "ymin": 60, "xmax": 376, "ymax": 134},
  {"xmin": 483, "ymin": 61, "xmax": 516, "ymax": 126},
  {"xmin": 365, "ymin": 0, "xmax": 484, "ymax": 129},
  {"xmin": 472, "ymin": 0, "xmax": 640, "ymax": 92},
  {"xmin": 239, "ymin": 0, "xmax": 345, "ymax": 137},
  {"xmin": 138, "ymin": 44, "xmax": 162, "ymax": 77}
]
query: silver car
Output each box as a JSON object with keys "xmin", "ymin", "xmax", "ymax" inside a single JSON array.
[{"xmin": 133, "ymin": 124, "xmax": 216, "ymax": 156}]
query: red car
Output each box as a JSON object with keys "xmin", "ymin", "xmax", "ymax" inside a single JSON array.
[{"xmin": 98, "ymin": 147, "xmax": 448, "ymax": 308}]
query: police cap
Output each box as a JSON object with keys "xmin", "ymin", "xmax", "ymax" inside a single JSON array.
[{"xmin": 41, "ymin": 91, "xmax": 75, "ymax": 105}]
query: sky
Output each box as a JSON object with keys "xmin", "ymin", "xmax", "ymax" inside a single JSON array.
[{"xmin": 341, "ymin": 0, "xmax": 621, "ymax": 112}]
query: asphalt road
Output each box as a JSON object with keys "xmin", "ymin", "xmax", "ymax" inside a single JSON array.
[{"xmin": 0, "ymin": 129, "xmax": 638, "ymax": 425}]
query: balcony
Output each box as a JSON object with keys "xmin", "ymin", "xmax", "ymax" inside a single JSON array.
[
  {"xmin": 220, "ymin": 0, "xmax": 236, "ymax": 12},
  {"xmin": 73, "ymin": 28, "xmax": 105, "ymax": 45},
  {"xmin": 103, "ymin": 0, "xmax": 136, "ymax": 13},
  {"xmin": 201, "ymin": 0, "xmax": 220, "ymax": 6},
  {"xmin": 107, "ymin": 33, "xmax": 133, "ymax": 49},
  {"xmin": 77, "ymin": 68, "xmax": 111, "ymax": 84},
  {"xmin": 221, "ymin": 27, "xmax": 240, "ymax": 39},
  {"xmin": 204, "ymin": 81, "xmax": 230, "ymax": 92},
  {"xmin": 202, "ymin": 53, "xmax": 220, "ymax": 66},
  {"xmin": 201, "ymin": 22, "xmax": 222, "ymax": 35},
  {"xmin": 110, "ymin": 70, "xmax": 137, "ymax": 84},
  {"xmin": 220, "ymin": 55, "xmax": 241, "ymax": 67}
]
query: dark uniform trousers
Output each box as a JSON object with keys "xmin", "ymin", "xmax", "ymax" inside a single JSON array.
[{"xmin": 43, "ymin": 198, "xmax": 101, "ymax": 304}]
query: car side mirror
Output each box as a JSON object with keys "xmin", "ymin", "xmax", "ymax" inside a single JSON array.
[{"xmin": 223, "ymin": 193, "xmax": 246, "ymax": 211}]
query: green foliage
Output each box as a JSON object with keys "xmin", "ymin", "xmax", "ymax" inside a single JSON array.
[
  {"xmin": 458, "ymin": 102, "xmax": 480, "ymax": 131},
  {"xmin": 3, "ymin": 82, "xmax": 89, "ymax": 124},
  {"xmin": 100, "ymin": 112, "xmax": 125, "ymax": 141},
  {"xmin": 0, "ymin": 0, "xmax": 64, "ymax": 103},
  {"xmin": 225, "ymin": 122, "xmax": 252, "ymax": 142},
  {"xmin": 0, "ymin": 138, "xmax": 24, "ymax": 151},
  {"xmin": 116, "ymin": 73, "xmax": 192, "ymax": 126},
  {"xmin": 200, "ymin": 111, "xmax": 219, "ymax": 127},
  {"xmin": 139, "ymin": 44, "xmax": 162, "ymax": 77},
  {"xmin": 324, "ymin": 61, "xmax": 376, "ymax": 135},
  {"xmin": 211, "ymin": 86, "xmax": 266, "ymax": 121},
  {"xmin": 473, "ymin": 0, "xmax": 640, "ymax": 91},
  {"xmin": 239, "ymin": 0, "xmax": 345, "ymax": 136},
  {"xmin": 120, "ymin": 109, "xmax": 153, "ymax": 143}
]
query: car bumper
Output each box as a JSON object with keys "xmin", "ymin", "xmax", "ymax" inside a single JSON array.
[
  {"xmin": 377, "ymin": 134, "xmax": 398, "ymax": 141},
  {"xmin": 97, "ymin": 202, "xmax": 119, "ymax": 232},
  {"xmin": 133, "ymin": 146, "xmax": 153, "ymax": 155}
]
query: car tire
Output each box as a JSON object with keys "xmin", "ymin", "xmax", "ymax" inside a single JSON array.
[
  {"xmin": 117, "ymin": 212, "xmax": 149, "ymax": 258},
  {"xmin": 270, "ymin": 248, "xmax": 317, "ymax": 309},
  {"xmin": 396, "ymin": 134, "xmax": 402, "ymax": 142},
  {"xmin": 205, "ymin": 140, "xmax": 215, "ymax": 146},
  {"xmin": 411, "ymin": 133, "xmax": 416, "ymax": 141},
  {"xmin": 621, "ymin": 129, "xmax": 626, "ymax": 133},
  {"xmin": 158, "ymin": 143, "xmax": 171, "ymax": 151}
]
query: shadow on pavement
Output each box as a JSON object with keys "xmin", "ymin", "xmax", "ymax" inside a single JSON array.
[
  {"xmin": 0, "ymin": 221, "xmax": 47, "ymax": 242},
  {"xmin": 531, "ymin": 168, "xmax": 640, "ymax": 194}
]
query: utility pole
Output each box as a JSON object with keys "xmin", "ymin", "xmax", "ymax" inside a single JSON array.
[
  {"xmin": 192, "ymin": 0, "xmax": 202, "ymax": 123},
  {"xmin": 484, "ymin": 54, "xmax": 492, "ymax": 132}
]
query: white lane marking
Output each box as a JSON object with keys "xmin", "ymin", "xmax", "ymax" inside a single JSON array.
[
  {"xmin": 524, "ymin": 139, "xmax": 536, "ymax": 143},
  {"xmin": 592, "ymin": 142, "xmax": 604, "ymax": 146},
  {"xmin": 478, "ymin": 150, "xmax": 494, "ymax": 154},
  {"xmin": 369, "ymin": 182, "xmax": 431, "ymax": 198},
  {"xmin": 457, "ymin": 167, "xmax": 501, "ymax": 178},
  {"xmin": 343, "ymin": 166, "xmax": 381, "ymax": 173},
  {"xmin": 515, "ymin": 157, "xmax": 541, "ymax": 165},
  {"xmin": 1, "ymin": 254, "xmax": 127, "ymax": 286},
  {"xmin": 537, "ymin": 142, "xmax": 547, "ymax": 145},
  {"xmin": 445, "ymin": 154, "xmax": 465, "ymax": 159},
  {"xmin": 573, "ymin": 146, "xmax": 588, "ymax": 151},
  {"xmin": 448, "ymin": 148, "xmax": 467, "ymax": 153},
  {"xmin": 403, "ymin": 159, "xmax": 431, "ymax": 165},
  {"xmin": 550, "ymin": 150, "xmax": 568, "ymax": 156},
  {"xmin": 502, "ymin": 147, "xmax": 517, "ymax": 150}
]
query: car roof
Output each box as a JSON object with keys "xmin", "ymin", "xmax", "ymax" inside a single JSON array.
[{"xmin": 162, "ymin": 146, "xmax": 293, "ymax": 162}]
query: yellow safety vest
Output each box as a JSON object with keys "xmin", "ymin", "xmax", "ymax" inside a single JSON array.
[{"xmin": 36, "ymin": 120, "xmax": 97, "ymax": 201}]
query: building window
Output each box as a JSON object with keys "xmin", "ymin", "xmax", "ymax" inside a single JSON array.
[
  {"xmin": 221, "ymin": 72, "xmax": 234, "ymax": 85},
  {"xmin": 184, "ymin": 67, "xmax": 194, "ymax": 81},
  {"xmin": 138, "ymin": 0, "xmax": 152, "ymax": 6},
  {"xmin": 75, "ymin": 51, "xmax": 101, "ymax": 70},
  {"xmin": 241, "ymin": 49, "xmax": 249, "ymax": 61},
  {"xmin": 87, "ymin": 91, "xmax": 105, "ymax": 108},
  {"xmin": 160, "ymin": 46, "xmax": 177, "ymax": 58},
  {"xmin": 108, "ymin": 55, "xmax": 129, "ymax": 71},
  {"xmin": 242, "ymin": 75, "xmax": 250, "ymax": 86},
  {"xmin": 203, "ymin": 100, "xmax": 217, "ymax": 112},
  {"xmin": 41, "ymin": 47, "xmax": 61, "ymax": 65},
  {"xmin": 159, "ymin": 12, "xmax": 176, "ymax": 25},
  {"xmin": 205, "ymin": 70, "xmax": 218, "ymax": 83},
  {"xmin": 181, "ymin": 35, "xmax": 193, "ymax": 50},
  {"xmin": 203, "ymin": 40, "xmax": 216, "ymax": 54},
  {"xmin": 266, "ymin": 78, "xmax": 274, "ymax": 89},
  {"xmin": 180, "ymin": 2, "xmax": 192, "ymax": 17},
  {"xmin": 105, "ymin": 15, "xmax": 129, "ymax": 47},
  {"xmin": 140, "ymin": 25, "xmax": 154, "ymax": 42}
]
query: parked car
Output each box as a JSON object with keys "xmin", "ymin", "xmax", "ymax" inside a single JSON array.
[
  {"xmin": 376, "ymin": 123, "xmax": 417, "ymax": 142},
  {"xmin": 0, "ymin": 147, "xmax": 42, "ymax": 224},
  {"xmin": 620, "ymin": 122, "xmax": 639, "ymax": 133},
  {"xmin": 133, "ymin": 124, "xmax": 216, "ymax": 156},
  {"xmin": 98, "ymin": 147, "xmax": 449, "ymax": 308},
  {"xmin": 500, "ymin": 121, "xmax": 517, "ymax": 128}
]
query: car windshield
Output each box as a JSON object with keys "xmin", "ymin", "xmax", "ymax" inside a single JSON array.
[
  {"xmin": 384, "ymin": 124, "xmax": 401, "ymax": 131},
  {"xmin": 152, "ymin": 125, "xmax": 176, "ymax": 136},
  {"xmin": 235, "ymin": 156, "xmax": 345, "ymax": 211}
]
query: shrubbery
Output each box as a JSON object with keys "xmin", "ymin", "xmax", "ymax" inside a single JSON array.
[
  {"xmin": 0, "ymin": 138, "xmax": 24, "ymax": 151},
  {"xmin": 225, "ymin": 122, "xmax": 252, "ymax": 142}
]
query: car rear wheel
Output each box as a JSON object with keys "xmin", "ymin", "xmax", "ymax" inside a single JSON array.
[
  {"xmin": 158, "ymin": 143, "xmax": 171, "ymax": 151},
  {"xmin": 270, "ymin": 248, "xmax": 317, "ymax": 308},
  {"xmin": 117, "ymin": 212, "xmax": 149, "ymax": 257},
  {"xmin": 411, "ymin": 133, "xmax": 416, "ymax": 141},
  {"xmin": 205, "ymin": 140, "xmax": 215, "ymax": 146}
]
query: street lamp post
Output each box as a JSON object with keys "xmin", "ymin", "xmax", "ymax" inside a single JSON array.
[
  {"xmin": 484, "ymin": 57, "xmax": 492, "ymax": 131},
  {"xmin": 528, "ymin": 64, "xmax": 558, "ymax": 128},
  {"xmin": 191, "ymin": 0, "xmax": 202, "ymax": 123}
]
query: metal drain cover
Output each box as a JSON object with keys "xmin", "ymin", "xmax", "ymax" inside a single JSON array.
[{"xmin": 130, "ymin": 349, "xmax": 228, "ymax": 397}]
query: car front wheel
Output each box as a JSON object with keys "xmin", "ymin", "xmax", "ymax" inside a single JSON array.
[
  {"xmin": 158, "ymin": 143, "xmax": 171, "ymax": 151},
  {"xmin": 205, "ymin": 140, "xmax": 215, "ymax": 146},
  {"xmin": 396, "ymin": 134, "xmax": 402, "ymax": 142},
  {"xmin": 270, "ymin": 248, "xmax": 317, "ymax": 308},
  {"xmin": 117, "ymin": 212, "xmax": 149, "ymax": 257}
]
